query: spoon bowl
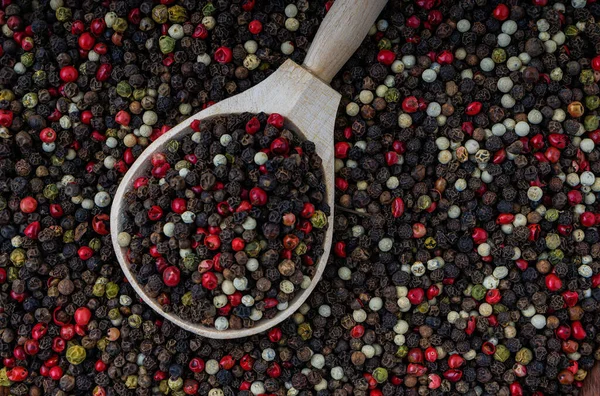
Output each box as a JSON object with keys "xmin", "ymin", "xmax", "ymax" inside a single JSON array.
[{"xmin": 111, "ymin": 0, "xmax": 387, "ymax": 339}]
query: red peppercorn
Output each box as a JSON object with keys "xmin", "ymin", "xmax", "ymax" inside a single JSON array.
[
  {"xmin": 545, "ymin": 273, "xmax": 563, "ymax": 291},
  {"xmin": 447, "ymin": 354, "xmax": 465, "ymax": 369},
  {"xmin": 201, "ymin": 272, "xmax": 218, "ymax": 290},
  {"xmin": 465, "ymin": 316, "xmax": 476, "ymax": 335},
  {"xmin": 90, "ymin": 18, "xmax": 106, "ymax": 35},
  {"xmin": 115, "ymin": 110, "xmax": 131, "ymax": 126},
  {"xmin": 93, "ymin": 42, "xmax": 108, "ymax": 55},
  {"xmin": 335, "ymin": 177, "xmax": 348, "ymax": 191},
  {"xmin": 163, "ymin": 266, "xmax": 181, "ymax": 287},
  {"xmin": 496, "ymin": 213, "xmax": 514, "ymax": 225},
  {"xmin": 183, "ymin": 379, "xmax": 199, "ymax": 395},
  {"xmin": 231, "ymin": 237, "xmax": 245, "ymax": 251},
  {"xmin": 48, "ymin": 366, "xmax": 63, "ymax": 380},
  {"xmin": 510, "ymin": 382, "xmax": 523, "ymax": 396},
  {"xmin": 592, "ymin": 55, "xmax": 600, "ymax": 72},
  {"xmin": 545, "ymin": 146, "xmax": 561, "ymax": 163},
  {"xmin": 193, "ymin": 23, "xmax": 208, "ymax": 39},
  {"xmin": 465, "ymin": 101, "xmax": 483, "ymax": 115},
  {"xmin": 31, "ymin": 323, "xmax": 47, "ymax": 340},
  {"xmin": 407, "ymin": 288, "xmax": 424, "ymax": 305},
  {"xmin": 96, "ymin": 63, "xmax": 112, "ymax": 82},
  {"xmin": 334, "ymin": 241, "xmax": 346, "ymax": 258},
  {"xmin": 485, "ymin": 289, "xmax": 502, "ymax": 304},
  {"xmin": 74, "ymin": 307, "xmax": 92, "ymax": 326},
  {"xmin": 39, "ymin": 127, "xmax": 56, "ymax": 143},
  {"xmin": 248, "ymin": 20, "xmax": 262, "ymax": 34},
  {"xmin": 548, "ymin": 133, "xmax": 568, "ymax": 149},
  {"xmin": 20, "ymin": 196, "xmax": 37, "ymax": 213},
  {"xmin": 189, "ymin": 358, "xmax": 205, "ymax": 373},
  {"xmin": 428, "ymin": 373, "xmax": 441, "ymax": 389},
  {"xmin": 24, "ymin": 221, "xmax": 40, "ymax": 239},
  {"xmin": 263, "ymin": 298, "xmax": 278, "ymax": 309},
  {"xmin": 219, "ymin": 355, "xmax": 235, "ymax": 370},
  {"xmin": 214, "ymin": 47, "xmax": 233, "ymax": 63},
  {"xmin": 407, "ymin": 348, "xmax": 423, "ymax": 363},
  {"xmin": 402, "ymin": 96, "xmax": 419, "ymax": 113},
  {"xmin": 270, "ymin": 137, "xmax": 290, "ymax": 155},
  {"xmin": 384, "ymin": 151, "xmax": 398, "ymax": 166},
  {"xmin": 580, "ymin": 212, "xmax": 596, "ymax": 227},
  {"xmin": 301, "ymin": 203, "xmax": 315, "ymax": 218},
  {"xmin": 267, "ymin": 113, "xmax": 284, "ymax": 128},
  {"xmin": 24, "ymin": 339, "xmax": 39, "ymax": 356},
  {"xmin": 377, "ymin": 49, "xmax": 395, "ymax": 65},
  {"xmin": 0, "ymin": 110, "xmax": 13, "ymax": 127},
  {"xmin": 249, "ymin": 187, "xmax": 268, "ymax": 206},
  {"xmin": 436, "ymin": 50, "xmax": 453, "ymax": 65},
  {"xmin": 60, "ymin": 324, "xmax": 75, "ymax": 340},
  {"xmin": 95, "ymin": 360, "xmax": 107, "ymax": 372},
  {"xmin": 239, "ymin": 354, "xmax": 254, "ymax": 371},
  {"xmin": 171, "ymin": 198, "xmax": 187, "ymax": 214},
  {"xmin": 412, "ymin": 223, "xmax": 426, "ymax": 238},
  {"xmin": 427, "ymin": 10, "xmax": 443, "ymax": 25},
  {"xmin": 406, "ymin": 363, "xmax": 427, "ymax": 376},
  {"xmin": 390, "ymin": 197, "xmax": 405, "ymax": 218},
  {"xmin": 148, "ymin": 206, "xmax": 163, "ymax": 221},
  {"xmin": 59, "ymin": 66, "xmax": 78, "ymax": 82},
  {"xmin": 492, "ymin": 4, "xmax": 510, "ymax": 20},
  {"xmin": 52, "ymin": 337, "xmax": 66, "ymax": 353},
  {"xmin": 392, "ymin": 140, "xmax": 406, "ymax": 154},
  {"xmin": 350, "ymin": 324, "xmax": 365, "ymax": 338},
  {"xmin": 335, "ymin": 142, "xmax": 351, "ymax": 158},
  {"xmin": 268, "ymin": 327, "xmax": 282, "ymax": 342},
  {"xmin": 245, "ymin": 117, "xmax": 261, "ymax": 134},
  {"xmin": 572, "ymin": 321, "xmax": 586, "ymax": 340},
  {"xmin": 482, "ymin": 342, "xmax": 496, "ymax": 355},
  {"xmin": 266, "ymin": 362, "xmax": 282, "ymax": 378},
  {"xmin": 78, "ymin": 32, "xmax": 95, "ymax": 50},
  {"xmin": 427, "ymin": 284, "xmax": 440, "ymax": 300},
  {"xmin": 562, "ymin": 291, "xmax": 579, "ymax": 307},
  {"xmin": 3, "ymin": 357, "xmax": 15, "ymax": 369},
  {"xmin": 7, "ymin": 367, "xmax": 28, "ymax": 382},
  {"xmin": 78, "ymin": 246, "xmax": 93, "ymax": 260},
  {"xmin": 425, "ymin": 347, "xmax": 438, "ymax": 362},
  {"xmin": 406, "ymin": 15, "xmax": 420, "ymax": 28},
  {"xmin": 92, "ymin": 214, "xmax": 110, "ymax": 235},
  {"xmin": 443, "ymin": 369, "xmax": 463, "ymax": 382}
]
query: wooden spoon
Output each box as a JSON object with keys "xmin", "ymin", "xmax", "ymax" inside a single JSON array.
[{"xmin": 110, "ymin": 0, "xmax": 388, "ymax": 339}]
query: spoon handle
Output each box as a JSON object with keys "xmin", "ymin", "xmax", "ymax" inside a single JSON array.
[{"xmin": 302, "ymin": 0, "xmax": 388, "ymax": 84}]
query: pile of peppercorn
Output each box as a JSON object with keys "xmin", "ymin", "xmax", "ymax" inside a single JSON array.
[
  {"xmin": 119, "ymin": 112, "xmax": 329, "ymax": 331},
  {"xmin": 3, "ymin": 0, "xmax": 600, "ymax": 395}
]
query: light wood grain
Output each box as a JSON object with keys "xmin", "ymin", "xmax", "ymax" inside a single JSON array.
[
  {"xmin": 110, "ymin": 0, "xmax": 387, "ymax": 339},
  {"xmin": 303, "ymin": 0, "xmax": 388, "ymax": 83}
]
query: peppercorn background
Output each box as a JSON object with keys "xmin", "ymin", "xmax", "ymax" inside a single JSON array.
[{"xmin": 2, "ymin": 0, "xmax": 600, "ymax": 395}]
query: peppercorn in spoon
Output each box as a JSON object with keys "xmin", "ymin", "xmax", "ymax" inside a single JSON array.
[{"xmin": 111, "ymin": 0, "xmax": 388, "ymax": 339}]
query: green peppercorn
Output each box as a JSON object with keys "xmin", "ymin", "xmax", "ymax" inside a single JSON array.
[
  {"xmin": 377, "ymin": 38, "xmax": 392, "ymax": 50},
  {"xmin": 494, "ymin": 344, "xmax": 510, "ymax": 362},
  {"xmin": 181, "ymin": 292, "xmax": 193, "ymax": 306},
  {"xmin": 117, "ymin": 81, "xmax": 133, "ymax": 98},
  {"xmin": 580, "ymin": 70, "xmax": 594, "ymax": 85},
  {"xmin": 245, "ymin": 241, "xmax": 261, "ymax": 257},
  {"xmin": 311, "ymin": 211, "xmax": 328, "ymax": 228},
  {"xmin": 89, "ymin": 238, "xmax": 102, "ymax": 251},
  {"xmin": 22, "ymin": 93, "xmax": 38, "ymax": 108},
  {"xmin": 105, "ymin": 282, "xmax": 119, "ymax": 299},
  {"xmin": 384, "ymin": 88, "xmax": 400, "ymax": 103},
  {"xmin": 549, "ymin": 249, "xmax": 564, "ymax": 265},
  {"xmin": 125, "ymin": 375, "xmax": 138, "ymax": 389},
  {"xmin": 294, "ymin": 242, "xmax": 307, "ymax": 256},
  {"xmin": 66, "ymin": 344, "xmax": 87, "ymax": 365},
  {"xmin": 113, "ymin": 18, "xmax": 128, "ymax": 33},
  {"xmin": 372, "ymin": 367, "xmax": 388, "ymax": 383},
  {"xmin": 565, "ymin": 25, "xmax": 579, "ymax": 37},
  {"xmin": 492, "ymin": 48, "xmax": 507, "ymax": 63},
  {"xmin": 128, "ymin": 314, "xmax": 142, "ymax": 328},
  {"xmin": 395, "ymin": 345, "xmax": 408, "ymax": 358},
  {"xmin": 174, "ymin": 160, "xmax": 191, "ymax": 171},
  {"xmin": 584, "ymin": 115, "xmax": 599, "ymax": 131},
  {"xmin": 93, "ymin": 283, "xmax": 105, "ymax": 297},
  {"xmin": 471, "ymin": 284, "xmax": 487, "ymax": 301},
  {"xmin": 21, "ymin": 53, "xmax": 34, "ymax": 68},
  {"xmin": 202, "ymin": 2, "xmax": 216, "ymax": 16},
  {"xmin": 168, "ymin": 5, "xmax": 188, "ymax": 22},
  {"xmin": 182, "ymin": 254, "xmax": 198, "ymax": 271},
  {"xmin": 586, "ymin": 96, "xmax": 600, "ymax": 110},
  {"xmin": 545, "ymin": 233, "xmax": 561, "ymax": 250},
  {"xmin": 63, "ymin": 230, "xmax": 74, "ymax": 243},
  {"xmin": 516, "ymin": 348, "xmax": 533, "ymax": 365},
  {"xmin": 152, "ymin": 5, "xmax": 168, "ymax": 23},
  {"xmin": 166, "ymin": 139, "xmax": 180, "ymax": 153},
  {"xmin": 0, "ymin": 367, "xmax": 11, "ymax": 386},
  {"xmin": 55, "ymin": 7, "xmax": 72, "ymax": 22},
  {"xmin": 298, "ymin": 322, "xmax": 312, "ymax": 340},
  {"xmin": 10, "ymin": 249, "xmax": 26, "ymax": 267},
  {"xmin": 43, "ymin": 184, "xmax": 59, "ymax": 200}
]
